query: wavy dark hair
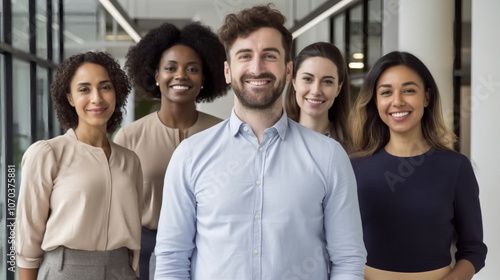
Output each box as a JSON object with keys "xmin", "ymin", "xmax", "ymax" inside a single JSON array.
[
  {"xmin": 349, "ymin": 51, "xmax": 456, "ymax": 157},
  {"xmin": 218, "ymin": 3, "xmax": 293, "ymax": 63},
  {"xmin": 285, "ymin": 42, "xmax": 351, "ymax": 151},
  {"xmin": 125, "ymin": 22, "xmax": 228, "ymax": 102},
  {"xmin": 51, "ymin": 51, "xmax": 131, "ymax": 132}
]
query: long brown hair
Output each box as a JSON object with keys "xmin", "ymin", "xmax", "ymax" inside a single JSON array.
[
  {"xmin": 285, "ymin": 42, "xmax": 351, "ymax": 151},
  {"xmin": 349, "ymin": 51, "xmax": 456, "ymax": 158}
]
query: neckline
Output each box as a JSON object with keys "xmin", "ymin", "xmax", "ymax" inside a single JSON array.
[
  {"xmin": 66, "ymin": 128, "xmax": 114, "ymax": 160},
  {"xmin": 155, "ymin": 110, "xmax": 201, "ymax": 131},
  {"xmin": 381, "ymin": 146, "xmax": 435, "ymax": 158}
]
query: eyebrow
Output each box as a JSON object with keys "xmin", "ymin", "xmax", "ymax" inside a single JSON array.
[
  {"xmin": 76, "ymin": 80, "xmax": 111, "ymax": 86},
  {"xmin": 378, "ymin": 81, "xmax": 419, "ymax": 89},
  {"xmin": 164, "ymin": 60, "xmax": 201, "ymax": 65},
  {"xmin": 301, "ymin": 72, "xmax": 335, "ymax": 79},
  {"xmin": 234, "ymin": 47, "xmax": 281, "ymax": 56}
]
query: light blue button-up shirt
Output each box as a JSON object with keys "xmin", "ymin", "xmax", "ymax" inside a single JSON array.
[{"xmin": 155, "ymin": 110, "xmax": 366, "ymax": 280}]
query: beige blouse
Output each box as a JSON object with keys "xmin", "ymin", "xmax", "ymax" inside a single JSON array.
[
  {"xmin": 16, "ymin": 129, "xmax": 143, "ymax": 275},
  {"xmin": 114, "ymin": 111, "xmax": 222, "ymax": 229}
]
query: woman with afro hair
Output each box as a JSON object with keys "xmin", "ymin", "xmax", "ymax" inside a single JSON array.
[
  {"xmin": 114, "ymin": 21, "xmax": 228, "ymax": 279},
  {"xmin": 16, "ymin": 51, "xmax": 142, "ymax": 279}
]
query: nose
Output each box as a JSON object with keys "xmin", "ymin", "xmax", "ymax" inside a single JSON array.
[
  {"xmin": 175, "ymin": 68, "xmax": 187, "ymax": 80},
  {"xmin": 249, "ymin": 57, "xmax": 264, "ymax": 76},
  {"xmin": 392, "ymin": 92, "xmax": 405, "ymax": 107},
  {"xmin": 90, "ymin": 88, "xmax": 104, "ymax": 104},
  {"xmin": 310, "ymin": 81, "xmax": 321, "ymax": 96}
]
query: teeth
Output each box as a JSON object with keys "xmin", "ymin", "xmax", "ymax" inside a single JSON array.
[
  {"xmin": 172, "ymin": 85, "xmax": 189, "ymax": 90},
  {"xmin": 248, "ymin": 81, "xmax": 268, "ymax": 86},
  {"xmin": 391, "ymin": 112, "xmax": 409, "ymax": 117},
  {"xmin": 307, "ymin": 99, "xmax": 324, "ymax": 104}
]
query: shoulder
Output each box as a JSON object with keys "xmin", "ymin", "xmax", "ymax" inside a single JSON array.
[
  {"xmin": 427, "ymin": 148, "xmax": 471, "ymax": 169},
  {"xmin": 349, "ymin": 149, "xmax": 386, "ymax": 169},
  {"xmin": 177, "ymin": 119, "xmax": 230, "ymax": 158},
  {"xmin": 189, "ymin": 117, "xmax": 228, "ymax": 141},
  {"xmin": 117, "ymin": 112, "xmax": 157, "ymax": 133},
  {"xmin": 197, "ymin": 111, "xmax": 223, "ymax": 125},
  {"xmin": 289, "ymin": 119, "xmax": 343, "ymax": 151},
  {"xmin": 110, "ymin": 141, "xmax": 140, "ymax": 160},
  {"xmin": 23, "ymin": 140, "xmax": 53, "ymax": 159},
  {"xmin": 287, "ymin": 120, "xmax": 350, "ymax": 171},
  {"xmin": 114, "ymin": 112, "xmax": 158, "ymax": 144},
  {"xmin": 22, "ymin": 134, "xmax": 69, "ymax": 165}
]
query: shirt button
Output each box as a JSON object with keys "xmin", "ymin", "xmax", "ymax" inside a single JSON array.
[
  {"xmin": 259, "ymin": 147, "xmax": 264, "ymax": 152},
  {"xmin": 253, "ymin": 249, "xmax": 258, "ymax": 255},
  {"xmin": 255, "ymin": 214, "xmax": 260, "ymax": 220},
  {"xmin": 256, "ymin": 180, "xmax": 261, "ymax": 185},
  {"xmin": 243, "ymin": 126, "xmax": 249, "ymax": 132}
]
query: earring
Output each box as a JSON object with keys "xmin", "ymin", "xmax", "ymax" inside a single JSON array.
[
  {"xmin": 201, "ymin": 85, "xmax": 204, "ymax": 89},
  {"xmin": 156, "ymin": 82, "xmax": 159, "ymax": 86}
]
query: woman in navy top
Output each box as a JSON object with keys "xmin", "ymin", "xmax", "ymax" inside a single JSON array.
[{"xmin": 349, "ymin": 51, "xmax": 487, "ymax": 280}]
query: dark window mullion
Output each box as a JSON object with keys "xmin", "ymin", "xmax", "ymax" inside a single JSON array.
[
  {"xmin": 29, "ymin": 0, "xmax": 37, "ymax": 141},
  {"xmin": 453, "ymin": 0, "xmax": 462, "ymax": 151},
  {"xmin": 58, "ymin": 0, "xmax": 64, "ymax": 62},
  {"xmin": 2, "ymin": 0, "xmax": 15, "ymax": 279},
  {"xmin": 344, "ymin": 9, "xmax": 350, "ymax": 63},
  {"xmin": 362, "ymin": 0, "xmax": 368, "ymax": 71},
  {"xmin": 47, "ymin": 0, "xmax": 54, "ymax": 137}
]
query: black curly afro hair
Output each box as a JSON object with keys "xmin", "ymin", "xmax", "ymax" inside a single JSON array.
[
  {"xmin": 50, "ymin": 51, "xmax": 131, "ymax": 132},
  {"xmin": 125, "ymin": 22, "xmax": 229, "ymax": 102}
]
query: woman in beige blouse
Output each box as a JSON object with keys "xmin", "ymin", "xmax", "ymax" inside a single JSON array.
[
  {"xmin": 114, "ymin": 22, "xmax": 228, "ymax": 279},
  {"xmin": 16, "ymin": 51, "xmax": 143, "ymax": 280}
]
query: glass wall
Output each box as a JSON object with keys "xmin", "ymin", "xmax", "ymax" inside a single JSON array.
[
  {"xmin": 1, "ymin": 0, "xmax": 63, "ymax": 278},
  {"xmin": 367, "ymin": 0, "xmax": 382, "ymax": 69},
  {"xmin": 333, "ymin": 14, "xmax": 345, "ymax": 56},
  {"xmin": 12, "ymin": 0, "xmax": 30, "ymax": 52},
  {"xmin": 12, "ymin": 59, "xmax": 31, "ymax": 166},
  {"xmin": 0, "ymin": 2, "xmax": 3, "ymax": 42},
  {"xmin": 348, "ymin": 5, "xmax": 364, "ymax": 76},
  {"xmin": 52, "ymin": 0, "xmax": 60, "ymax": 63},
  {"xmin": 37, "ymin": 66, "xmax": 50, "ymax": 140},
  {"xmin": 37, "ymin": 0, "xmax": 48, "ymax": 59}
]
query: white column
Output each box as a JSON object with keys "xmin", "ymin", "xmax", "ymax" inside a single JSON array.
[
  {"xmin": 470, "ymin": 1, "xmax": 500, "ymax": 279},
  {"xmin": 381, "ymin": 0, "xmax": 399, "ymax": 54},
  {"xmin": 397, "ymin": 0, "xmax": 454, "ymax": 130}
]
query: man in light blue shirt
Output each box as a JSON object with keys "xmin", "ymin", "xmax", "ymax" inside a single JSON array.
[{"xmin": 154, "ymin": 4, "xmax": 366, "ymax": 280}]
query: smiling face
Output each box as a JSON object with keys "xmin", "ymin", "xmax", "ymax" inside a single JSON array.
[
  {"xmin": 66, "ymin": 62, "xmax": 116, "ymax": 130},
  {"xmin": 293, "ymin": 56, "xmax": 341, "ymax": 120},
  {"xmin": 224, "ymin": 27, "xmax": 292, "ymax": 110},
  {"xmin": 155, "ymin": 44, "xmax": 204, "ymax": 105},
  {"xmin": 376, "ymin": 65, "xmax": 429, "ymax": 138}
]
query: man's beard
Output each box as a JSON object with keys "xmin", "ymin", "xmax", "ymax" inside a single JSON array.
[{"xmin": 232, "ymin": 72, "xmax": 287, "ymax": 110}]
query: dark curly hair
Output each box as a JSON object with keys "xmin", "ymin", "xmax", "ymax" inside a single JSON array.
[
  {"xmin": 218, "ymin": 4, "xmax": 293, "ymax": 63},
  {"xmin": 125, "ymin": 22, "xmax": 229, "ymax": 102},
  {"xmin": 51, "ymin": 51, "xmax": 131, "ymax": 132}
]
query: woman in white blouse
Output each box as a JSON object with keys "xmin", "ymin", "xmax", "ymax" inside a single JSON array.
[{"xmin": 16, "ymin": 51, "xmax": 143, "ymax": 280}]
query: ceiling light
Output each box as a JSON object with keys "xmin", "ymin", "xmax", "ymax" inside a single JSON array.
[
  {"xmin": 352, "ymin": 53, "xmax": 364, "ymax": 59},
  {"xmin": 98, "ymin": 0, "xmax": 141, "ymax": 42},
  {"xmin": 348, "ymin": 62, "xmax": 364, "ymax": 69}
]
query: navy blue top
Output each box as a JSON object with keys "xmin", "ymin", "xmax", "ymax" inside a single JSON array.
[{"xmin": 351, "ymin": 148, "xmax": 487, "ymax": 273}]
